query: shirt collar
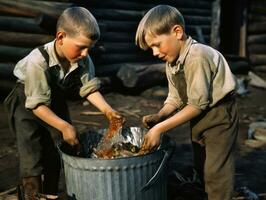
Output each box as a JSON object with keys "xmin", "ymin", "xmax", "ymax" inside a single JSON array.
[
  {"xmin": 167, "ymin": 36, "xmax": 196, "ymax": 74},
  {"xmin": 44, "ymin": 39, "xmax": 86, "ymax": 70}
]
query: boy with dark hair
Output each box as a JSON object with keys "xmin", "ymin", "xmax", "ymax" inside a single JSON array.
[
  {"xmin": 136, "ymin": 5, "xmax": 238, "ymax": 200},
  {"xmin": 4, "ymin": 7, "xmax": 123, "ymax": 200}
]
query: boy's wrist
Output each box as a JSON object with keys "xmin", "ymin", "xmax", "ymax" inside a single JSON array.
[{"xmin": 58, "ymin": 121, "xmax": 71, "ymax": 133}]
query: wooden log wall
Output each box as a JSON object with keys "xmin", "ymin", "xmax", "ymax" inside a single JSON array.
[
  {"xmin": 83, "ymin": 0, "xmax": 214, "ymax": 69},
  {"xmin": 247, "ymin": 0, "xmax": 266, "ymax": 69},
  {"xmin": 0, "ymin": 0, "xmax": 72, "ymax": 91},
  {"xmin": 0, "ymin": 0, "xmax": 215, "ymax": 92}
]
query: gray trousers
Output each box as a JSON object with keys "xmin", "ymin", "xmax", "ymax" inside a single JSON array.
[
  {"xmin": 190, "ymin": 97, "xmax": 239, "ymax": 200},
  {"xmin": 4, "ymin": 83, "xmax": 70, "ymax": 178}
]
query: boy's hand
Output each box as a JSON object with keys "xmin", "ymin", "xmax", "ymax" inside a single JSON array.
[
  {"xmin": 141, "ymin": 126, "xmax": 162, "ymax": 151},
  {"xmin": 142, "ymin": 114, "xmax": 162, "ymax": 129},
  {"xmin": 61, "ymin": 124, "xmax": 79, "ymax": 146},
  {"xmin": 106, "ymin": 109, "xmax": 125, "ymax": 124}
]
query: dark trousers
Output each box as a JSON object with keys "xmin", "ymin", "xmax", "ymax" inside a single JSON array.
[
  {"xmin": 4, "ymin": 83, "xmax": 69, "ymax": 179},
  {"xmin": 190, "ymin": 97, "xmax": 239, "ymax": 200}
]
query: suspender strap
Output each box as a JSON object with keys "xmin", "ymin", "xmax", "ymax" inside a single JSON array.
[{"xmin": 38, "ymin": 46, "xmax": 49, "ymax": 65}]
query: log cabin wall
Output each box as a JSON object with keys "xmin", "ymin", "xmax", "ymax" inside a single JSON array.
[
  {"xmin": 0, "ymin": 0, "xmax": 215, "ymax": 92},
  {"xmin": 82, "ymin": 0, "xmax": 215, "ymax": 76},
  {"xmin": 247, "ymin": 0, "xmax": 266, "ymax": 69}
]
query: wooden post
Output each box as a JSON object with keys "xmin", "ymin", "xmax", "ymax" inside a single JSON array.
[
  {"xmin": 210, "ymin": 0, "xmax": 221, "ymax": 50},
  {"xmin": 239, "ymin": 0, "xmax": 247, "ymax": 57}
]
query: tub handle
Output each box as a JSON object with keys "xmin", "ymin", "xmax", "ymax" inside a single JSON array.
[{"xmin": 140, "ymin": 141, "xmax": 174, "ymax": 192}]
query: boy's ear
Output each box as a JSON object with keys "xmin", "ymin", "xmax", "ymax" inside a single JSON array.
[
  {"xmin": 56, "ymin": 31, "xmax": 66, "ymax": 45},
  {"xmin": 172, "ymin": 25, "xmax": 184, "ymax": 40}
]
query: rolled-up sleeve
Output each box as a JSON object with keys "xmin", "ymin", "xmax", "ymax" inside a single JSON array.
[
  {"xmin": 24, "ymin": 57, "xmax": 51, "ymax": 109},
  {"xmin": 80, "ymin": 77, "xmax": 101, "ymax": 97},
  {"xmin": 79, "ymin": 56, "xmax": 101, "ymax": 97}
]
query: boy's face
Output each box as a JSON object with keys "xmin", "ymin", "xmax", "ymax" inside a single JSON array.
[
  {"xmin": 144, "ymin": 25, "xmax": 184, "ymax": 63},
  {"xmin": 57, "ymin": 31, "xmax": 96, "ymax": 63}
]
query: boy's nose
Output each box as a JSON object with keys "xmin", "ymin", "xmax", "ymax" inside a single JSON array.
[
  {"xmin": 152, "ymin": 48, "xmax": 159, "ymax": 57},
  {"xmin": 81, "ymin": 49, "xmax": 89, "ymax": 57}
]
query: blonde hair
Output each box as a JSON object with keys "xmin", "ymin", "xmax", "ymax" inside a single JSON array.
[
  {"xmin": 57, "ymin": 7, "xmax": 100, "ymax": 40},
  {"xmin": 135, "ymin": 5, "xmax": 185, "ymax": 50}
]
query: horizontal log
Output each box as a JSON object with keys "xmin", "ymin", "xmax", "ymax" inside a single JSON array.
[
  {"xmin": 99, "ymin": 20, "xmax": 211, "ymax": 34},
  {"xmin": 253, "ymin": 65, "xmax": 266, "ymax": 72},
  {"xmin": 0, "ymin": 45, "xmax": 32, "ymax": 62},
  {"xmin": 92, "ymin": 53, "xmax": 155, "ymax": 65},
  {"xmin": 248, "ymin": 44, "xmax": 266, "ymax": 54},
  {"xmin": 248, "ymin": 13, "xmax": 266, "ymax": 22},
  {"xmin": 247, "ymin": 34, "xmax": 266, "ymax": 44},
  {"xmin": 0, "ymin": 31, "xmax": 54, "ymax": 47},
  {"xmin": 0, "ymin": 0, "xmax": 72, "ymax": 18},
  {"xmin": 183, "ymin": 15, "xmax": 212, "ymax": 25},
  {"xmin": 35, "ymin": 13, "xmax": 58, "ymax": 34},
  {"xmin": 0, "ymin": 79, "xmax": 16, "ymax": 93},
  {"xmin": 100, "ymin": 32, "xmax": 135, "ymax": 42},
  {"xmin": 90, "ymin": 8, "xmax": 211, "ymax": 22},
  {"xmin": 248, "ymin": 22, "xmax": 266, "ymax": 34},
  {"xmin": 85, "ymin": 0, "xmax": 212, "ymax": 10},
  {"xmin": 0, "ymin": 63, "xmax": 16, "ymax": 78},
  {"xmin": 250, "ymin": 3, "xmax": 266, "ymax": 15},
  {"xmin": 178, "ymin": 8, "xmax": 211, "ymax": 16},
  {"xmin": 94, "ymin": 42, "xmax": 140, "ymax": 54},
  {"xmin": 116, "ymin": 62, "xmax": 166, "ymax": 88},
  {"xmin": 90, "ymin": 9, "xmax": 144, "ymax": 21},
  {"xmin": 99, "ymin": 20, "xmax": 138, "ymax": 32},
  {"xmin": 0, "ymin": 16, "xmax": 46, "ymax": 34},
  {"xmin": 249, "ymin": 54, "xmax": 266, "ymax": 65},
  {"xmin": 0, "ymin": 4, "xmax": 36, "ymax": 17},
  {"xmin": 83, "ymin": 0, "xmax": 154, "ymax": 11},
  {"xmin": 144, "ymin": 0, "xmax": 212, "ymax": 9}
]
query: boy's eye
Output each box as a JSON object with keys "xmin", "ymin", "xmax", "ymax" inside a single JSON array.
[{"xmin": 154, "ymin": 43, "xmax": 160, "ymax": 47}]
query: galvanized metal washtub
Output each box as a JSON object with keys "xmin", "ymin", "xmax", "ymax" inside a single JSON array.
[{"xmin": 59, "ymin": 127, "xmax": 174, "ymax": 200}]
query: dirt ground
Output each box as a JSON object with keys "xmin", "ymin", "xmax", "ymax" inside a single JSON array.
[{"xmin": 0, "ymin": 73, "xmax": 266, "ymax": 199}]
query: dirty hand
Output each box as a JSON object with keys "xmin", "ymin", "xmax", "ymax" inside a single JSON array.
[
  {"xmin": 106, "ymin": 109, "xmax": 125, "ymax": 124},
  {"xmin": 142, "ymin": 114, "xmax": 162, "ymax": 129},
  {"xmin": 141, "ymin": 127, "xmax": 162, "ymax": 151},
  {"xmin": 61, "ymin": 123, "xmax": 79, "ymax": 146}
]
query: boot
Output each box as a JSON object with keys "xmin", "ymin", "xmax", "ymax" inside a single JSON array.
[{"xmin": 21, "ymin": 176, "xmax": 42, "ymax": 200}]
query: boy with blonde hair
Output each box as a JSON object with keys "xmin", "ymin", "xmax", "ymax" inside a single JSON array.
[
  {"xmin": 136, "ymin": 5, "xmax": 238, "ymax": 200},
  {"xmin": 5, "ymin": 7, "xmax": 123, "ymax": 199}
]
